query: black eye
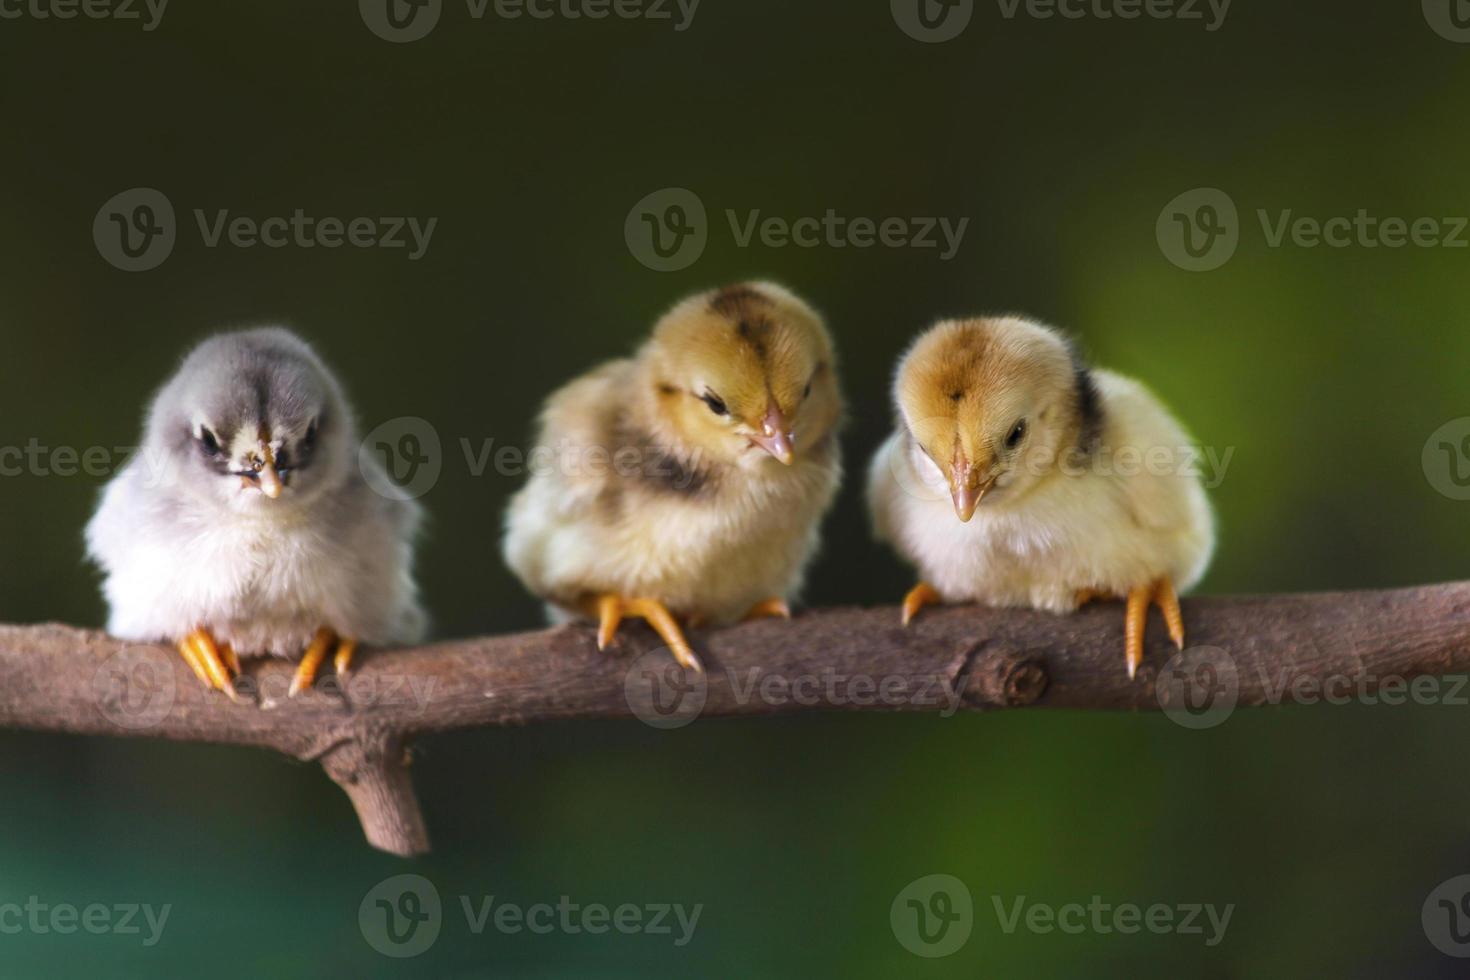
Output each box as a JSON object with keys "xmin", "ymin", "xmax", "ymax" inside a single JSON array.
[
  {"xmin": 701, "ymin": 392, "xmax": 728, "ymax": 416},
  {"xmin": 303, "ymin": 419, "xmax": 318, "ymax": 450},
  {"xmin": 803, "ymin": 380, "xmax": 813, "ymax": 400},
  {"xmin": 1006, "ymin": 419, "xmax": 1027, "ymax": 449},
  {"xmin": 198, "ymin": 427, "xmax": 221, "ymax": 456}
]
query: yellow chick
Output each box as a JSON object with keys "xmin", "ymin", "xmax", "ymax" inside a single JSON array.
[
  {"xmin": 867, "ymin": 316, "xmax": 1214, "ymax": 678},
  {"xmin": 503, "ymin": 282, "xmax": 843, "ymax": 670}
]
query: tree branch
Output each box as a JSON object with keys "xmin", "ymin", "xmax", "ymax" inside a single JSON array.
[{"xmin": 3, "ymin": 581, "xmax": 1469, "ymax": 856}]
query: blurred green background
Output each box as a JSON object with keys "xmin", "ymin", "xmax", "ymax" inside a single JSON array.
[{"xmin": 3, "ymin": 0, "xmax": 1470, "ymax": 975}]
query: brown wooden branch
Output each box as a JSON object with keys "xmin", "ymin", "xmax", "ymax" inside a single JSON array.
[{"xmin": 3, "ymin": 581, "xmax": 1470, "ymax": 856}]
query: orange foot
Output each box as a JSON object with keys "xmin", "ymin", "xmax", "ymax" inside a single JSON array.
[
  {"xmin": 1123, "ymin": 579, "xmax": 1185, "ymax": 680},
  {"xmin": 178, "ymin": 628, "xmax": 242, "ymax": 703},
  {"xmin": 587, "ymin": 594, "xmax": 702, "ymax": 673},
  {"xmin": 900, "ymin": 582, "xmax": 943, "ymax": 626},
  {"xmin": 743, "ymin": 597, "xmax": 792, "ymax": 622},
  {"xmin": 289, "ymin": 626, "xmax": 358, "ymax": 698}
]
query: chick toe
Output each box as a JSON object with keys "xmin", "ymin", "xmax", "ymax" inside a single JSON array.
[
  {"xmin": 593, "ymin": 594, "xmax": 624, "ymax": 651},
  {"xmin": 1153, "ymin": 578, "xmax": 1185, "ymax": 649},
  {"xmin": 182, "ymin": 628, "xmax": 241, "ymax": 702},
  {"xmin": 333, "ymin": 637, "xmax": 359, "ymax": 682},
  {"xmin": 901, "ymin": 582, "xmax": 942, "ymax": 626},
  {"xmin": 743, "ymin": 597, "xmax": 792, "ymax": 621},
  {"xmin": 589, "ymin": 595, "xmax": 701, "ymax": 672},
  {"xmin": 1124, "ymin": 586, "xmax": 1151, "ymax": 680},
  {"xmin": 289, "ymin": 626, "xmax": 337, "ymax": 698},
  {"xmin": 176, "ymin": 636, "xmax": 212, "ymax": 689}
]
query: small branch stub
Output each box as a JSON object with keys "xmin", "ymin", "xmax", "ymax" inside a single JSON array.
[{"xmin": 321, "ymin": 736, "xmax": 429, "ymax": 858}]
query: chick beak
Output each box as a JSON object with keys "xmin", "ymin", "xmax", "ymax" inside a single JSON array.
[
  {"xmin": 750, "ymin": 403, "xmax": 795, "ymax": 465},
  {"xmin": 254, "ymin": 445, "xmax": 283, "ymax": 499},
  {"xmin": 949, "ymin": 459, "xmax": 993, "ymax": 523}
]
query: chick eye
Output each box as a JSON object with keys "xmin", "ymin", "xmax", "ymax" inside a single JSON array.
[
  {"xmin": 700, "ymin": 392, "xmax": 728, "ymax": 417},
  {"xmin": 302, "ymin": 419, "xmax": 318, "ymax": 450},
  {"xmin": 803, "ymin": 380, "xmax": 813, "ymax": 400},
  {"xmin": 1006, "ymin": 419, "xmax": 1027, "ymax": 449},
  {"xmin": 198, "ymin": 427, "xmax": 221, "ymax": 457}
]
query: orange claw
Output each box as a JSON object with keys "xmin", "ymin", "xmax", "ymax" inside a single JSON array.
[{"xmin": 901, "ymin": 582, "xmax": 942, "ymax": 626}]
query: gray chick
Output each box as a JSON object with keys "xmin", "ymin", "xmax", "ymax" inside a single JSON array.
[{"xmin": 86, "ymin": 327, "xmax": 426, "ymax": 700}]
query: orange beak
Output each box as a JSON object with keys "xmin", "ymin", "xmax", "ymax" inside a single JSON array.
[
  {"xmin": 750, "ymin": 402, "xmax": 795, "ymax": 465},
  {"xmin": 949, "ymin": 455, "xmax": 994, "ymax": 523}
]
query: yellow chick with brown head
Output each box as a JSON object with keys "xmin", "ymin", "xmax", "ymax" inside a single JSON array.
[
  {"xmin": 503, "ymin": 282, "xmax": 843, "ymax": 670},
  {"xmin": 867, "ymin": 315, "xmax": 1214, "ymax": 678}
]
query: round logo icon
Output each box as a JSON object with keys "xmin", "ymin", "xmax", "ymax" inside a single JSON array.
[
  {"xmin": 359, "ymin": 416, "xmax": 443, "ymax": 501},
  {"xmin": 1424, "ymin": 874, "xmax": 1470, "ymax": 957},
  {"xmin": 359, "ymin": 0, "xmax": 442, "ymax": 42},
  {"xmin": 1156, "ymin": 187, "xmax": 1238, "ymax": 272},
  {"xmin": 93, "ymin": 187, "xmax": 176, "ymax": 272},
  {"xmin": 624, "ymin": 187, "xmax": 707, "ymax": 272},
  {"xmin": 1424, "ymin": 0, "xmax": 1470, "ymax": 43},
  {"xmin": 891, "ymin": 0, "xmax": 974, "ymax": 43},
  {"xmin": 91, "ymin": 646, "xmax": 177, "ymax": 730},
  {"xmin": 1423, "ymin": 418, "xmax": 1470, "ymax": 501},
  {"xmin": 360, "ymin": 874, "xmax": 442, "ymax": 957},
  {"xmin": 890, "ymin": 874, "xmax": 973, "ymax": 958},
  {"xmin": 884, "ymin": 419, "xmax": 959, "ymax": 507},
  {"xmin": 623, "ymin": 650, "xmax": 708, "ymax": 729},
  {"xmin": 1156, "ymin": 645, "xmax": 1239, "ymax": 730}
]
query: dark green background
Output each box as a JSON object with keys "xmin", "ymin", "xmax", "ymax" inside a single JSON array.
[{"xmin": 3, "ymin": 0, "xmax": 1470, "ymax": 975}]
